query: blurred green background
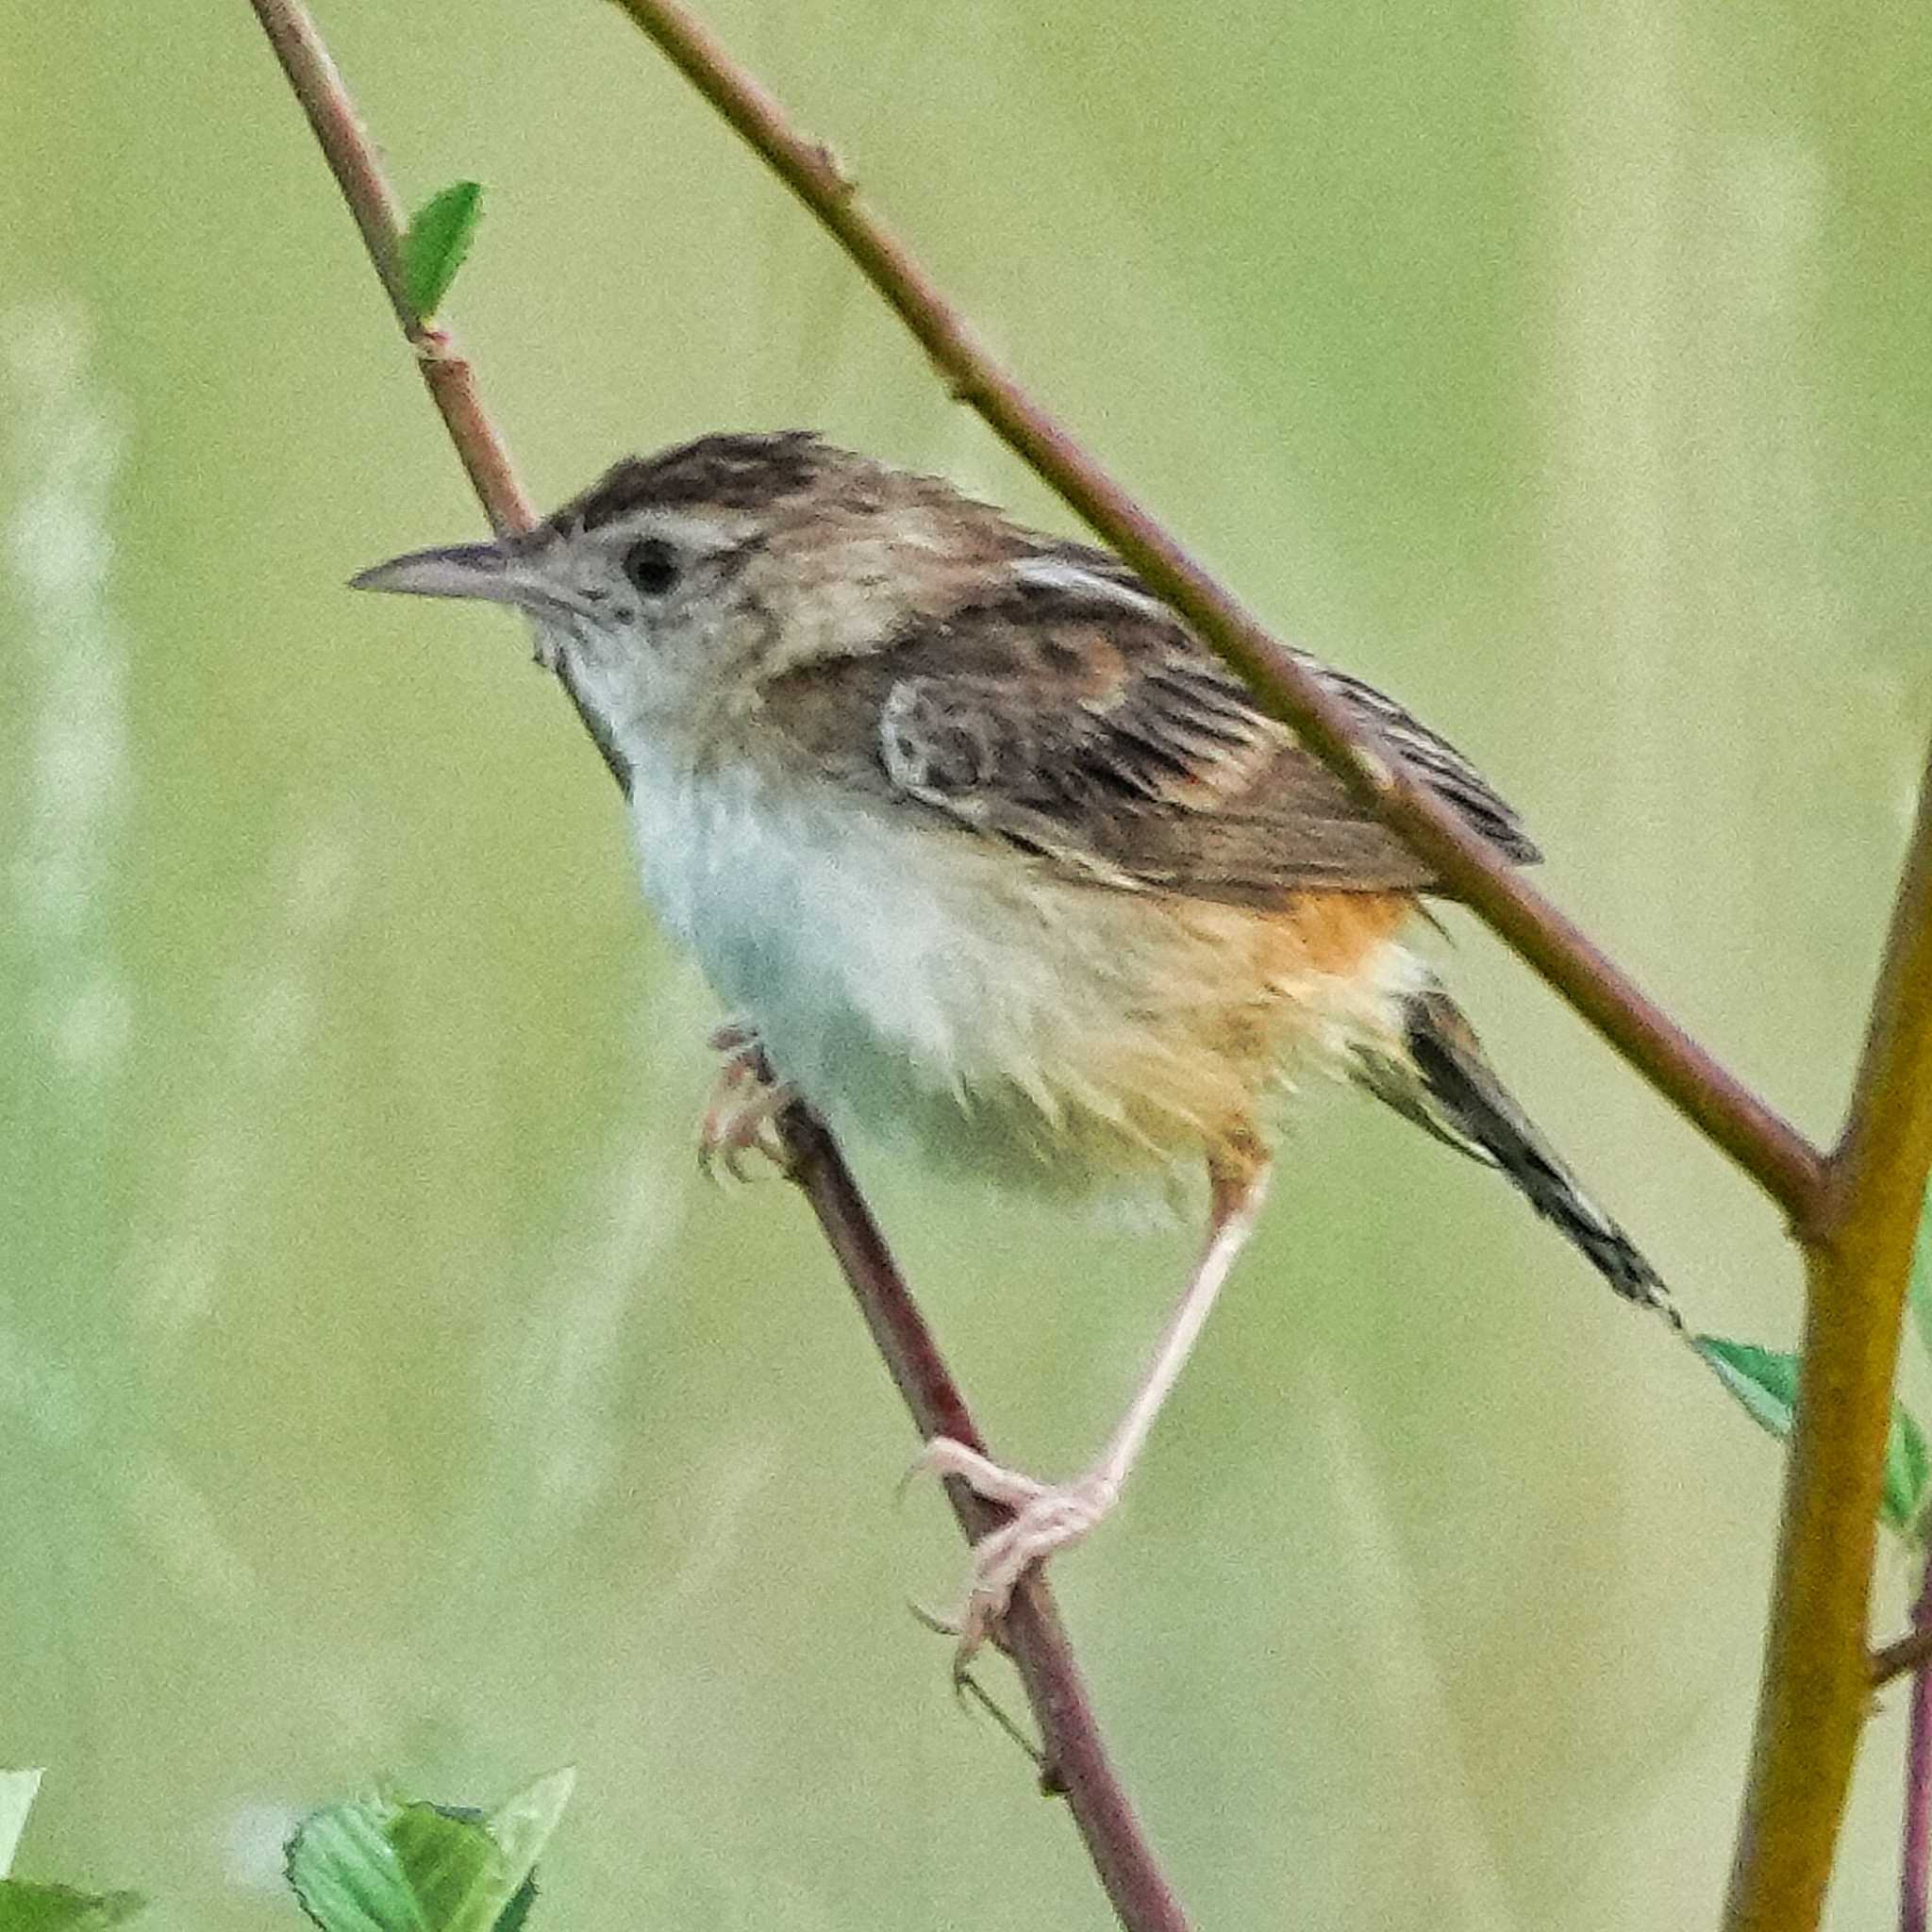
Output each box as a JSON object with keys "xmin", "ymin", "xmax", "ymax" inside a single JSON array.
[{"xmin": 3, "ymin": 1, "xmax": 1928, "ymax": 1925}]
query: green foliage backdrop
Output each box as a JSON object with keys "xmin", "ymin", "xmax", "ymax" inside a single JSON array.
[{"xmin": 2, "ymin": 2, "xmax": 1928, "ymax": 1926}]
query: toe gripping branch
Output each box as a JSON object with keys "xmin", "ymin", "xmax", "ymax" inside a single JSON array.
[{"xmin": 699, "ymin": 1021, "xmax": 797, "ymax": 1180}]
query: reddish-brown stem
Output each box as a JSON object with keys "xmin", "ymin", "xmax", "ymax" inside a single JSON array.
[
  {"xmin": 243, "ymin": 0, "xmax": 629, "ymax": 774},
  {"xmin": 244, "ymin": 7, "xmax": 1189, "ymax": 1929},
  {"xmin": 254, "ymin": 0, "xmax": 1932, "ymax": 1922},
  {"xmin": 1902, "ymin": 1551, "xmax": 1932, "ymax": 1932},
  {"xmin": 591, "ymin": 7, "xmax": 1932, "ymax": 1926},
  {"xmin": 246, "ymin": 0, "xmax": 529, "ymax": 534},
  {"xmin": 1879, "ymin": 1626, "xmax": 1932, "ymax": 1690},
  {"xmin": 603, "ymin": 0, "xmax": 1824, "ymax": 1231},
  {"xmin": 783, "ymin": 1109, "xmax": 1190, "ymax": 1930}
]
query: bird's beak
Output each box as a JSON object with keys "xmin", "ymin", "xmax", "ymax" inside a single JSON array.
[{"xmin": 349, "ymin": 541, "xmax": 577, "ymax": 621}]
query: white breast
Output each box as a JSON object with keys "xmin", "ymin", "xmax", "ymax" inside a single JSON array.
[
  {"xmin": 625, "ymin": 744, "xmax": 1414, "ymax": 1197},
  {"xmin": 628, "ymin": 749, "xmax": 1074, "ymax": 1154}
]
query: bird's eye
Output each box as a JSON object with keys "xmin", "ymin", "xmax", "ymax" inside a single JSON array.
[{"xmin": 622, "ymin": 536, "xmax": 681, "ymax": 598}]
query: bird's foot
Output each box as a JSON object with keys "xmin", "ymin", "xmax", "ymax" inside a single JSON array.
[
  {"xmin": 697, "ymin": 1022, "xmax": 796, "ymax": 1180},
  {"xmin": 907, "ymin": 1437, "xmax": 1121, "ymax": 1673}
]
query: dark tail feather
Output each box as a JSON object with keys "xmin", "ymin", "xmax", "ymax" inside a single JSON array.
[{"xmin": 1355, "ymin": 984, "xmax": 1681, "ymax": 1329}]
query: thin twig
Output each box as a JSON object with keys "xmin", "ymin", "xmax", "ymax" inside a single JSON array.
[
  {"xmin": 243, "ymin": 0, "xmax": 620, "ymax": 783},
  {"xmin": 1725, "ymin": 742, "xmax": 1932, "ymax": 1932},
  {"xmin": 1901, "ymin": 1552, "xmax": 1932, "ymax": 1932},
  {"xmin": 594, "ymin": 8, "xmax": 1932, "ymax": 1926},
  {"xmin": 602, "ymin": 0, "xmax": 1825, "ymax": 1229},
  {"xmin": 247, "ymin": 1, "xmax": 527, "ymax": 532},
  {"xmin": 244, "ymin": 8, "xmax": 1190, "ymax": 1931},
  {"xmin": 784, "ymin": 1110, "xmax": 1186, "ymax": 1925},
  {"xmin": 1878, "ymin": 1627, "xmax": 1932, "ymax": 1690}
]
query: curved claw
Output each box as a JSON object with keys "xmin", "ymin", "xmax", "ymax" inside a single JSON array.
[
  {"xmin": 696, "ymin": 1024, "xmax": 796, "ymax": 1181},
  {"xmin": 904, "ymin": 1439, "xmax": 1121, "ymax": 1673}
]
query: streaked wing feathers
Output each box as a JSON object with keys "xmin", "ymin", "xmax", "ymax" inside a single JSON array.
[{"xmin": 762, "ymin": 558, "xmax": 1538, "ymax": 907}]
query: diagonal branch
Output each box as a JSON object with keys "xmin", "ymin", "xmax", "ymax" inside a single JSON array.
[
  {"xmin": 243, "ymin": 7, "xmax": 1190, "ymax": 1930},
  {"xmin": 598, "ymin": 8, "xmax": 1932, "ymax": 1927},
  {"xmin": 1724, "ymin": 741, "xmax": 1932, "ymax": 1931},
  {"xmin": 247, "ymin": 2, "xmax": 527, "ymax": 535},
  {"xmin": 782, "ymin": 1111, "xmax": 1191, "ymax": 1928},
  {"xmin": 602, "ymin": 0, "xmax": 1824, "ymax": 1229}
]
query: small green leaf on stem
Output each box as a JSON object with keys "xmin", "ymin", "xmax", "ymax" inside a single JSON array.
[
  {"xmin": 286, "ymin": 1774, "xmax": 570, "ymax": 1932},
  {"xmin": 1696, "ymin": 1337, "xmax": 1801, "ymax": 1439},
  {"xmin": 1695, "ymin": 1335, "xmax": 1932, "ymax": 1536},
  {"xmin": 1893, "ymin": 1407, "xmax": 1932, "ymax": 1542},
  {"xmin": 401, "ymin": 181, "xmax": 484, "ymax": 321}
]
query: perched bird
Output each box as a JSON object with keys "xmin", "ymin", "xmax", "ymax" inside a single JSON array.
[{"xmin": 355, "ymin": 431, "xmax": 1676, "ymax": 1659}]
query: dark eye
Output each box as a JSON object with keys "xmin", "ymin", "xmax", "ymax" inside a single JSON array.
[{"xmin": 622, "ymin": 536, "xmax": 680, "ymax": 598}]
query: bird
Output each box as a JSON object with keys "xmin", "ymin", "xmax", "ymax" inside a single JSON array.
[{"xmin": 353, "ymin": 429, "xmax": 1678, "ymax": 1661}]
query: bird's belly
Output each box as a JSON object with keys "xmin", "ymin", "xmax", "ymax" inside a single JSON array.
[{"xmin": 629, "ymin": 762, "xmax": 1415, "ymax": 1195}]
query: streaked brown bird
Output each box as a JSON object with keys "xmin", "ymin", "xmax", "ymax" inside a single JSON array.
[{"xmin": 355, "ymin": 432, "xmax": 1677, "ymax": 1661}]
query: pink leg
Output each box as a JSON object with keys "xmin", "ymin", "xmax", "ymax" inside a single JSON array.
[{"xmin": 912, "ymin": 1157, "xmax": 1272, "ymax": 1668}]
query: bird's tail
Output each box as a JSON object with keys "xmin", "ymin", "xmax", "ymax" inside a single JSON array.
[{"xmin": 1354, "ymin": 982, "xmax": 1680, "ymax": 1329}]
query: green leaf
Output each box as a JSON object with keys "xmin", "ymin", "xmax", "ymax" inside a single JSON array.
[
  {"xmin": 286, "ymin": 1774, "xmax": 571, "ymax": 1932},
  {"xmin": 1695, "ymin": 1335, "xmax": 1932, "ymax": 1536},
  {"xmin": 400, "ymin": 181, "xmax": 483, "ymax": 321},
  {"xmin": 0, "ymin": 1777, "xmax": 143, "ymax": 1932},
  {"xmin": 1908, "ymin": 1175, "xmax": 1932, "ymax": 1363},
  {"xmin": 482, "ymin": 1769, "xmax": 574, "ymax": 1890},
  {"xmin": 286, "ymin": 1796, "xmax": 425, "ymax": 1932},
  {"xmin": 1695, "ymin": 1336, "xmax": 1799, "ymax": 1441},
  {"xmin": 0, "ymin": 1882, "xmax": 146, "ymax": 1932},
  {"xmin": 0, "ymin": 1772, "xmax": 43, "ymax": 1878},
  {"xmin": 1889, "ymin": 1406, "xmax": 1932, "ymax": 1540},
  {"xmin": 382, "ymin": 1806, "xmax": 510, "ymax": 1932}
]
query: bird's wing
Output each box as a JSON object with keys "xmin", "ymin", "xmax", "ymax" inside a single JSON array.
[{"xmin": 762, "ymin": 550, "xmax": 1539, "ymax": 908}]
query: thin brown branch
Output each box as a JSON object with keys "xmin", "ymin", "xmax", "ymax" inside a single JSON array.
[
  {"xmin": 1898, "ymin": 1550, "xmax": 1932, "ymax": 1932},
  {"xmin": 1726, "ymin": 741, "xmax": 1932, "ymax": 1932},
  {"xmin": 1878, "ymin": 1626, "xmax": 1932, "ymax": 1690},
  {"xmin": 244, "ymin": 8, "xmax": 1190, "ymax": 1930},
  {"xmin": 783, "ymin": 1109, "xmax": 1190, "ymax": 1929},
  {"xmin": 592, "ymin": 8, "xmax": 1932, "ymax": 1926},
  {"xmin": 246, "ymin": 0, "xmax": 616, "ymax": 774},
  {"xmin": 246, "ymin": 0, "xmax": 530, "ymax": 535},
  {"xmin": 602, "ymin": 0, "xmax": 1825, "ymax": 1229}
]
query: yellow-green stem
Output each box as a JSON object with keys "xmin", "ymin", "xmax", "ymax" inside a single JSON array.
[{"xmin": 1727, "ymin": 750, "xmax": 1932, "ymax": 1928}]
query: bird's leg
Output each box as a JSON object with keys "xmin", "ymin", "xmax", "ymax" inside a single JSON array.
[
  {"xmin": 697, "ymin": 1020, "xmax": 797, "ymax": 1181},
  {"xmin": 913, "ymin": 1148, "xmax": 1273, "ymax": 1668}
]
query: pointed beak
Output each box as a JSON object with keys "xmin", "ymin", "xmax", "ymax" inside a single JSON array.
[{"xmin": 349, "ymin": 541, "xmax": 579, "ymax": 621}]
